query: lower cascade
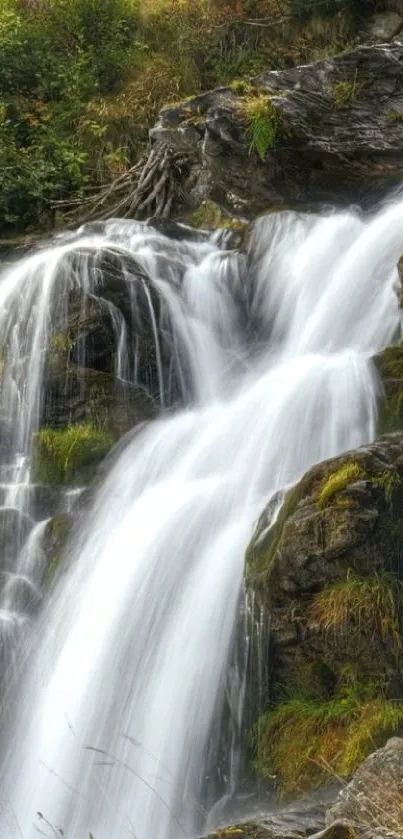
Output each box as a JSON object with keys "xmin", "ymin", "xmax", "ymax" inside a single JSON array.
[{"xmin": 0, "ymin": 201, "xmax": 401, "ymax": 839}]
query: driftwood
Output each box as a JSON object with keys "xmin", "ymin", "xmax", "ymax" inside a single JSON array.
[{"xmin": 53, "ymin": 142, "xmax": 193, "ymax": 225}]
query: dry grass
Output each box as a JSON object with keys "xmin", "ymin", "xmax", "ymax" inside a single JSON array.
[{"xmin": 309, "ymin": 571, "xmax": 403, "ymax": 653}]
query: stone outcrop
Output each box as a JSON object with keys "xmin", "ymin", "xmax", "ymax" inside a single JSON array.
[
  {"xmin": 151, "ymin": 44, "xmax": 403, "ymax": 218},
  {"xmin": 327, "ymin": 736, "xmax": 403, "ymax": 831},
  {"xmin": 246, "ymin": 433, "xmax": 403, "ymax": 698}
]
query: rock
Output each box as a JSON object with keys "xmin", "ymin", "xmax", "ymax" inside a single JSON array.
[
  {"xmin": 364, "ymin": 12, "xmax": 403, "ymax": 42},
  {"xmin": 151, "ymin": 44, "xmax": 403, "ymax": 218},
  {"xmin": 42, "ymin": 361, "xmax": 156, "ymax": 438},
  {"xmin": 374, "ymin": 344, "xmax": 403, "ymax": 434},
  {"xmin": 246, "ymin": 433, "xmax": 403, "ymax": 694},
  {"xmin": 326, "ymin": 737, "xmax": 403, "ymax": 832},
  {"xmin": 43, "ymin": 513, "xmax": 72, "ymax": 586},
  {"xmin": 32, "ymin": 425, "xmax": 115, "ymax": 486},
  {"xmin": 0, "ymin": 507, "xmax": 33, "ymax": 569},
  {"xmin": 246, "ymin": 433, "xmax": 403, "ymax": 795}
]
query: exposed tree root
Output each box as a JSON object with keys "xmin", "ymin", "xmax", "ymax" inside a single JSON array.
[{"xmin": 53, "ymin": 143, "xmax": 194, "ymax": 225}]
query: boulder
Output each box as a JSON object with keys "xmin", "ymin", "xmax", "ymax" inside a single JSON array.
[
  {"xmin": 246, "ymin": 433, "xmax": 403, "ymax": 694},
  {"xmin": 326, "ymin": 737, "xmax": 403, "ymax": 832},
  {"xmin": 364, "ymin": 11, "xmax": 403, "ymax": 42},
  {"xmin": 246, "ymin": 433, "xmax": 403, "ymax": 794},
  {"xmin": 151, "ymin": 44, "xmax": 403, "ymax": 218}
]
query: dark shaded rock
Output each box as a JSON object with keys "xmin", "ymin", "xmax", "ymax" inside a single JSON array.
[
  {"xmin": 43, "ymin": 361, "xmax": 156, "ymax": 438},
  {"xmin": 326, "ymin": 737, "xmax": 403, "ymax": 832},
  {"xmin": 151, "ymin": 44, "xmax": 403, "ymax": 217},
  {"xmin": 246, "ymin": 433, "xmax": 403, "ymax": 701},
  {"xmin": 374, "ymin": 344, "xmax": 403, "ymax": 434}
]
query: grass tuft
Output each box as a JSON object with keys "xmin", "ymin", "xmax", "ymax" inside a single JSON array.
[{"xmin": 309, "ymin": 571, "xmax": 403, "ymax": 654}]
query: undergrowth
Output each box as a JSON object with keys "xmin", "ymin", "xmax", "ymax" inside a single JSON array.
[
  {"xmin": 0, "ymin": 0, "xmax": 367, "ymax": 234},
  {"xmin": 256, "ymin": 684, "xmax": 403, "ymax": 795}
]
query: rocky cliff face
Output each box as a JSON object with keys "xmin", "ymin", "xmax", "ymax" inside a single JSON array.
[{"xmin": 151, "ymin": 44, "xmax": 403, "ymax": 218}]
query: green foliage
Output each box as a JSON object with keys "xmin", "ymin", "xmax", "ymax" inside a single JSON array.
[
  {"xmin": 318, "ymin": 461, "xmax": 364, "ymax": 507},
  {"xmin": 33, "ymin": 423, "xmax": 113, "ymax": 485},
  {"xmin": 239, "ymin": 94, "xmax": 281, "ymax": 162},
  {"xmin": 256, "ymin": 682, "xmax": 403, "ymax": 795}
]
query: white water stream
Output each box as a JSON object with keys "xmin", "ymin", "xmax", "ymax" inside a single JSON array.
[{"xmin": 0, "ymin": 204, "xmax": 401, "ymax": 839}]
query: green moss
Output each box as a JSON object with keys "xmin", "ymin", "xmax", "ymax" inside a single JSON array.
[
  {"xmin": 33, "ymin": 423, "xmax": 113, "ymax": 485},
  {"xmin": 255, "ymin": 686, "xmax": 403, "ymax": 796},
  {"xmin": 229, "ymin": 80, "xmax": 253, "ymax": 96},
  {"xmin": 332, "ymin": 75, "xmax": 361, "ymax": 109},
  {"xmin": 318, "ymin": 462, "xmax": 364, "ymax": 508},
  {"xmin": 184, "ymin": 201, "xmax": 247, "ymax": 231},
  {"xmin": 49, "ymin": 332, "xmax": 72, "ymax": 352},
  {"xmin": 388, "ymin": 111, "xmax": 403, "ymax": 122}
]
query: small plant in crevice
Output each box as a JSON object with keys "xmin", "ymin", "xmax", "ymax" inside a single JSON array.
[
  {"xmin": 239, "ymin": 94, "xmax": 282, "ymax": 162},
  {"xmin": 332, "ymin": 71, "xmax": 361, "ymax": 109}
]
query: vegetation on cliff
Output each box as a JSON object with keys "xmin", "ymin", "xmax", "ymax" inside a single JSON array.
[{"xmin": 0, "ymin": 0, "xmax": 383, "ymax": 234}]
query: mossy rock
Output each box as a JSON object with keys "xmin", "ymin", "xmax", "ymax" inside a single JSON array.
[
  {"xmin": 43, "ymin": 513, "xmax": 72, "ymax": 586},
  {"xmin": 374, "ymin": 344, "xmax": 403, "ymax": 434},
  {"xmin": 245, "ymin": 434, "xmax": 403, "ymax": 795},
  {"xmin": 32, "ymin": 424, "xmax": 114, "ymax": 486}
]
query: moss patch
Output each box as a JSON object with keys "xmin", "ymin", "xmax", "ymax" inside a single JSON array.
[
  {"xmin": 256, "ymin": 687, "xmax": 403, "ymax": 796},
  {"xmin": 33, "ymin": 423, "xmax": 113, "ymax": 486},
  {"xmin": 318, "ymin": 462, "xmax": 364, "ymax": 508},
  {"xmin": 184, "ymin": 201, "xmax": 247, "ymax": 231}
]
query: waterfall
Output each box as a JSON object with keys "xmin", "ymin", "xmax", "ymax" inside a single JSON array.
[{"xmin": 0, "ymin": 203, "xmax": 401, "ymax": 839}]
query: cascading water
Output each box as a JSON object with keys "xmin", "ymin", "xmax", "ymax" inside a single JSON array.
[{"xmin": 0, "ymin": 202, "xmax": 401, "ymax": 839}]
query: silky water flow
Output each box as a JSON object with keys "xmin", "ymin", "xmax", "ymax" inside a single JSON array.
[{"xmin": 0, "ymin": 203, "xmax": 401, "ymax": 839}]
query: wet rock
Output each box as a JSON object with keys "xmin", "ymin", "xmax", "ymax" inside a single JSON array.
[
  {"xmin": 0, "ymin": 507, "xmax": 33, "ymax": 569},
  {"xmin": 43, "ymin": 513, "xmax": 72, "ymax": 586},
  {"xmin": 326, "ymin": 737, "xmax": 403, "ymax": 832},
  {"xmin": 151, "ymin": 44, "xmax": 403, "ymax": 217},
  {"xmin": 43, "ymin": 362, "xmax": 157, "ymax": 438}
]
